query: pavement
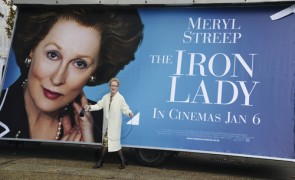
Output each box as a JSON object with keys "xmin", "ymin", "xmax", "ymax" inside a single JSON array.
[{"xmin": 0, "ymin": 140, "xmax": 295, "ymax": 180}]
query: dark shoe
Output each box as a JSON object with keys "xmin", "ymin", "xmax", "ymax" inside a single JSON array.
[
  {"xmin": 117, "ymin": 149, "xmax": 127, "ymax": 169},
  {"xmin": 93, "ymin": 161, "xmax": 103, "ymax": 169},
  {"xmin": 119, "ymin": 160, "xmax": 128, "ymax": 169},
  {"xmin": 93, "ymin": 146, "xmax": 107, "ymax": 169}
]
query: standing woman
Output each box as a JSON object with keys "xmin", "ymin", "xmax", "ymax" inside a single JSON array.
[{"xmin": 85, "ymin": 78, "xmax": 133, "ymax": 169}]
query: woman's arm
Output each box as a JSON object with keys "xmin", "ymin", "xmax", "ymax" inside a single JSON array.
[
  {"xmin": 85, "ymin": 98, "xmax": 104, "ymax": 111},
  {"xmin": 120, "ymin": 96, "xmax": 133, "ymax": 117}
]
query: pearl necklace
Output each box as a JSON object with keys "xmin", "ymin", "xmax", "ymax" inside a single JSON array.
[{"xmin": 55, "ymin": 117, "xmax": 62, "ymax": 140}]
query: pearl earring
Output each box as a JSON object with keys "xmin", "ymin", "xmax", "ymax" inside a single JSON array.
[
  {"xmin": 24, "ymin": 58, "xmax": 31, "ymax": 67},
  {"xmin": 89, "ymin": 75, "xmax": 96, "ymax": 83},
  {"xmin": 22, "ymin": 79, "xmax": 28, "ymax": 87}
]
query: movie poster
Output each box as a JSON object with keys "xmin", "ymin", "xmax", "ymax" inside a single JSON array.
[{"xmin": 1, "ymin": 4, "xmax": 295, "ymax": 161}]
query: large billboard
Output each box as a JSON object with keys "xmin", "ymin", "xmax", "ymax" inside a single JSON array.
[{"xmin": 1, "ymin": 4, "xmax": 295, "ymax": 161}]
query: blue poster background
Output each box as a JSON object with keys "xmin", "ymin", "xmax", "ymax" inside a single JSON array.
[{"xmin": 2, "ymin": 5, "xmax": 295, "ymax": 160}]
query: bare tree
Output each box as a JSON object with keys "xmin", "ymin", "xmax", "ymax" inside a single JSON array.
[{"xmin": 0, "ymin": 0, "xmax": 16, "ymax": 38}]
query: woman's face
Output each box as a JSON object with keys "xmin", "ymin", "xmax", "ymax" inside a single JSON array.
[
  {"xmin": 110, "ymin": 81, "xmax": 119, "ymax": 95},
  {"xmin": 26, "ymin": 19, "xmax": 101, "ymax": 113}
]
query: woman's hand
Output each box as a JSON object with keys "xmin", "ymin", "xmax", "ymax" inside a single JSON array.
[
  {"xmin": 84, "ymin": 104, "xmax": 91, "ymax": 112},
  {"xmin": 60, "ymin": 91, "xmax": 95, "ymax": 142},
  {"xmin": 72, "ymin": 91, "xmax": 95, "ymax": 142},
  {"xmin": 61, "ymin": 115, "xmax": 82, "ymax": 142}
]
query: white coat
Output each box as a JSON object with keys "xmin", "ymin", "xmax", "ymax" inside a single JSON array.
[{"xmin": 89, "ymin": 92, "xmax": 132, "ymax": 152}]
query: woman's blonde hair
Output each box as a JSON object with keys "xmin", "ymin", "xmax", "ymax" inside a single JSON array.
[{"xmin": 109, "ymin": 77, "xmax": 120, "ymax": 87}]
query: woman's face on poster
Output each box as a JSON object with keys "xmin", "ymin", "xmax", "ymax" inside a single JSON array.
[{"xmin": 26, "ymin": 19, "xmax": 101, "ymax": 113}]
